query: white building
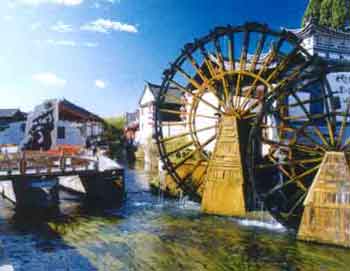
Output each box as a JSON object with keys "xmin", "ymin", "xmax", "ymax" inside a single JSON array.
[
  {"xmin": 0, "ymin": 109, "xmax": 27, "ymax": 147},
  {"xmin": 56, "ymin": 99, "xmax": 104, "ymax": 146},
  {"xmin": 136, "ymin": 82, "xmax": 185, "ymax": 146},
  {"xmin": 22, "ymin": 99, "xmax": 105, "ymax": 151},
  {"xmin": 290, "ymin": 20, "xmax": 350, "ymax": 120},
  {"xmin": 291, "ymin": 20, "xmax": 350, "ymax": 61}
]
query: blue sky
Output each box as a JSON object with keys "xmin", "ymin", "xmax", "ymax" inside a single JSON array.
[{"xmin": 0, "ymin": 0, "xmax": 308, "ymax": 117}]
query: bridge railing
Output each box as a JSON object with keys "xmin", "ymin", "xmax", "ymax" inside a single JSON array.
[{"xmin": 0, "ymin": 151, "xmax": 99, "ymax": 177}]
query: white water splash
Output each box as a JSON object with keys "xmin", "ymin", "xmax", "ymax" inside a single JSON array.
[{"xmin": 238, "ymin": 219, "xmax": 285, "ymax": 232}]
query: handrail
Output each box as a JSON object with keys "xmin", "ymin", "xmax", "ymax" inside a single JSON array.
[{"xmin": 0, "ymin": 151, "xmax": 99, "ymax": 177}]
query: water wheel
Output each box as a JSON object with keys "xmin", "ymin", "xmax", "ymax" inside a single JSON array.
[
  {"xmin": 155, "ymin": 22, "xmax": 314, "ymax": 217},
  {"xmin": 250, "ymin": 63, "xmax": 350, "ymax": 246}
]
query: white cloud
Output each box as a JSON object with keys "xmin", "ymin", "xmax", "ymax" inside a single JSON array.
[
  {"xmin": 32, "ymin": 72, "xmax": 66, "ymax": 87},
  {"xmin": 94, "ymin": 0, "xmax": 117, "ymax": 7},
  {"xmin": 15, "ymin": 0, "xmax": 83, "ymax": 6},
  {"xmin": 95, "ymin": 80, "xmax": 106, "ymax": 88},
  {"xmin": 81, "ymin": 19, "xmax": 138, "ymax": 34},
  {"xmin": 47, "ymin": 39, "xmax": 77, "ymax": 46},
  {"xmin": 83, "ymin": 42, "xmax": 99, "ymax": 48},
  {"xmin": 3, "ymin": 16, "xmax": 14, "ymax": 21},
  {"xmin": 51, "ymin": 21, "xmax": 73, "ymax": 32},
  {"xmin": 37, "ymin": 39, "xmax": 98, "ymax": 48},
  {"xmin": 30, "ymin": 22, "xmax": 42, "ymax": 31}
]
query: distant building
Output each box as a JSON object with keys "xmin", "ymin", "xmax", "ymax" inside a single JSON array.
[
  {"xmin": 124, "ymin": 110, "xmax": 139, "ymax": 127},
  {"xmin": 0, "ymin": 109, "xmax": 27, "ymax": 146},
  {"xmin": 22, "ymin": 99, "xmax": 105, "ymax": 151},
  {"xmin": 290, "ymin": 20, "xmax": 350, "ymax": 62},
  {"xmin": 0, "ymin": 109, "xmax": 27, "ymax": 124},
  {"xmin": 290, "ymin": 20, "xmax": 350, "ymax": 116},
  {"xmin": 57, "ymin": 99, "xmax": 105, "ymax": 146},
  {"xmin": 137, "ymin": 82, "xmax": 184, "ymax": 145}
]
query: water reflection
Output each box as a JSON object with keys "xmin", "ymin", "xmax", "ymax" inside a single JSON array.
[{"xmin": 0, "ymin": 167, "xmax": 349, "ymax": 270}]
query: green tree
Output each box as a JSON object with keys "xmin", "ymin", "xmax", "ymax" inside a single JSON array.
[
  {"xmin": 104, "ymin": 116, "xmax": 126, "ymax": 131},
  {"xmin": 303, "ymin": 0, "xmax": 350, "ymax": 30},
  {"xmin": 332, "ymin": 0, "xmax": 348, "ymax": 30},
  {"xmin": 103, "ymin": 116, "xmax": 126, "ymax": 159},
  {"xmin": 320, "ymin": 0, "xmax": 333, "ymax": 27},
  {"xmin": 303, "ymin": 0, "xmax": 324, "ymax": 26}
]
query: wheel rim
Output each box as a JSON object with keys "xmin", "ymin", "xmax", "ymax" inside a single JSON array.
[
  {"xmin": 155, "ymin": 22, "xmax": 314, "ymax": 200},
  {"xmin": 250, "ymin": 63, "xmax": 350, "ymax": 229}
]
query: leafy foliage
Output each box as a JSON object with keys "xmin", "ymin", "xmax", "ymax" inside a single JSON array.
[
  {"xmin": 332, "ymin": 0, "xmax": 348, "ymax": 29},
  {"xmin": 320, "ymin": 0, "xmax": 333, "ymax": 27},
  {"xmin": 303, "ymin": 0, "xmax": 350, "ymax": 31},
  {"xmin": 104, "ymin": 116, "xmax": 126, "ymax": 131},
  {"xmin": 102, "ymin": 116, "xmax": 126, "ymax": 159},
  {"xmin": 303, "ymin": 0, "xmax": 323, "ymax": 26}
]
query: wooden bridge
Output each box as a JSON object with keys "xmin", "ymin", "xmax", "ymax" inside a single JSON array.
[
  {"xmin": 0, "ymin": 151, "xmax": 124, "ymax": 210},
  {"xmin": 0, "ymin": 151, "xmax": 100, "ymax": 181}
]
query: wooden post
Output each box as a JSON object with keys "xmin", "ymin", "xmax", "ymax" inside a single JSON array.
[
  {"xmin": 201, "ymin": 116, "xmax": 247, "ymax": 217},
  {"xmin": 298, "ymin": 151, "xmax": 350, "ymax": 247},
  {"xmin": 19, "ymin": 151, "xmax": 26, "ymax": 175}
]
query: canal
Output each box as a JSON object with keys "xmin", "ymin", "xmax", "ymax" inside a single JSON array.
[{"xmin": 0, "ymin": 166, "xmax": 349, "ymax": 271}]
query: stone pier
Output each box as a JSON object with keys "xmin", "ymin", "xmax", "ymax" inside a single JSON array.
[
  {"xmin": 11, "ymin": 177, "xmax": 59, "ymax": 211},
  {"xmin": 80, "ymin": 169, "xmax": 125, "ymax": 205},
  {"xmin": 201, "ymin": 116, "xmax": 249, "ymax": 217},
  {"xmin": 59, "ymin": 155, "xmax": 125, "ymax": 205},
  {"xmin": 298, "ymin": 152, "xmax": 350, "ymax": 247}
]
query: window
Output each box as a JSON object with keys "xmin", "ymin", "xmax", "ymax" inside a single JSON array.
[
  {"xmin": 58, "ymin": 126, "xmax": 65, "ymax": 139},
  {"xmin": 20, "ymin": 123, "xmax": 26, "ymax": 132}
]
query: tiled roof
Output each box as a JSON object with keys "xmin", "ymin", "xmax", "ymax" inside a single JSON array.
[
  {"xmin": 139, "ymin": 82, "xmax": 182, "ymax": 105},
  {"xmin": 0, "ymin": 109, "xmax": 26, "ymax": 119}
]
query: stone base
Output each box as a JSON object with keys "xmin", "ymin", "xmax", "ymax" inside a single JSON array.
[
  {"xmin": 12, "ymin": 177, "xmax": 59, "ymax": 211},
  {"xmin": 80, "ymin": 169, "xmax": 125, "ymax": 205},
  {"xmin": 201, "ymin": 116, "xmax": 247, "ymax": 217},
  {"xmin": 298, "ymin": 152, "xmax": 350, "ymax": 247},
  {"xmin": 201, "ymin": 175, "xmax": 246, "ymax": 217}
]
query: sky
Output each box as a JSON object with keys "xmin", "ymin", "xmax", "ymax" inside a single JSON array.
[{"xmin": 0, "ymin": 0, "xmax": 309, "ymax": 117}]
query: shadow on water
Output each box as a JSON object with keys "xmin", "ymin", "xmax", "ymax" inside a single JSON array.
[
  {"xmin": 0, "ymin": 165, "xmax": 349, "ymax": 270},
  {"xmin": 0, "ymin": 201, "xmax": 124, "ymax": 270}
]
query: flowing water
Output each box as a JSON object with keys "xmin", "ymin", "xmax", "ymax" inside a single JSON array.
[{"xmin": 0, "ymin": 166, "xmax": 349, "ymax": 271}]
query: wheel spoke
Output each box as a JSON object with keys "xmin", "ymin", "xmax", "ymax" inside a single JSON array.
[
  {"xmin": 227, "ymin": 33, "xmax": 235, "ymax": 71},
  {"xmin": 184, "ymin": 51, "xmax": 211, "ymax": 85},
  {"xmin": 164, "ymin": 141, "xmax": 195, "ymax": 158},
  {"xmin": 249, "ymin": 33, "xmax": 266, "ymax": 72},
  {"xmin": 337, "ymin": 99, "xmax": 350, "ymax": 148},
  {"xmin": 266, "ymin": 164, "xmax": 320, "ymax": 196},
  {"xmin": 169, "ymin": 79, "xmax": 225, "ymax": 112},
  {"xmin": 266, "ymin": 48, "xmax": 299, "ymax": 83},
  {"xmin": 285, "ymin": 192, "xmax": 307, "ymax": 218},
  {"xmin": 273, "ymin": 60, "xmax": 313, "ymax": 91},
  {"xmin": 261, "ymin": 157, "xmax": 323, "ymax": 167},
  {"xmin": 181, "ymin": 159, "xmax": 206, "ymax": 182},
  {"xmin": 160, "ymin": 122, "xmax": 188, "ymax": 127},
  {"xmin": 251, "ymin": 36, "xmax": 285, "ymax": 88},
  {"xmin": 288, "ymin": 88, "xmax": 330, "ymax": 147},
  {"xmin": 198, "ymin": 43, "xmax": 217, "ymax": 78},
  {"xmin": 234, "ymin": 29, "xmax": 250, "ymax": 107},
  {"xmin": 173, "ymin": 133, "xmax": 217, "ymax": 170},
  {"xmin": 173, "ymin": 64, "xmax": 203, "ymax": 90},
  {"xmin": 160, "ymin": 124, "xmax": 217, "ymax": 143},
  {"xmin": 213, "ymin": 37, "xmax": 230, "ymax": 101}
]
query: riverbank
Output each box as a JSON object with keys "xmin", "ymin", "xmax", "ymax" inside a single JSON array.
[{"xmin": 0, "ymin": 165, "xmax": 349, "ymax": 270}]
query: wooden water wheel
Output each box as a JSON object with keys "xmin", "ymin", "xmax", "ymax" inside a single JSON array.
[
  {"xmin": 249, "ymin": 63, "xmax": 350, "ymax": 246},
  {"xmin": 155, "ymin": 22, "xmax": 314, "ymax": 216}
]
